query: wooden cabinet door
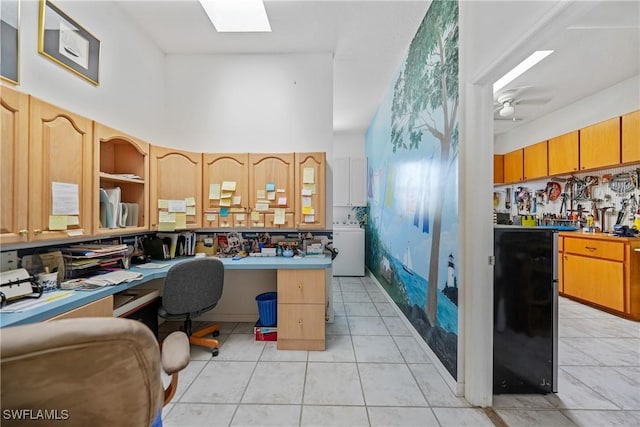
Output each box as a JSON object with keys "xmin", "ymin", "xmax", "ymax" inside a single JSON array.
[
  {"xmin": 202, "ymin": 153, "xmax": 248, "ymax": 220},
  {"xmin": 563, "ymin": 254, "xmax": 624, "ymax": 311},
  {"xmin": 493, "ymin": 154, "xmax": 504, "ymax": 184},
  {"xmin": 294, "ymin": 152, "xmax": 325, "ymax": 229},
  {"xmin": 249, "ymin": 153, "xmax": 294, "ymax": 212},
  {"xmin": 150, "ymin": 146, "xmax": 202, "ymax": 230},
  {"xmin": 548, "ymin": 131, "xmax": 579, "ymax": 175},
  {"xmin": 29, "ymin": 98, "xmax": 93, "ymax": 242},
  {"xmin": 580, "ymin": 117, "xmax": 621, "ymax": 171},
  {"xmin": 622, "ymin": 110, "xmax": 640, "ymax": 164},
  {"xmin": 94, "ymin": 123, "xmax": 150, "ymax": 235},
  {"xmin": 523, "ymin": 140, "xmax": 548, "ymax": 181},
  {"xmin": 503, "ymin": 149, "xmax": 523, "ymax": 183},
  {"xmin": 1, "ymin": 87, "xmax": 29, "ymax": 244}
]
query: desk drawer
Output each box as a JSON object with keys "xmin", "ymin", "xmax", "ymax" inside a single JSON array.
[
  {"xmin": 278, "ymin": 303, "xmax": 325, "ymax": 340},
  {"xmin": 277, "ymin": 269, "xmax": 325, "ymax": 304},
  {"xmin": 564, "ymin": 238, "xmax": 624, "ymax": 261},
  {"xmin": 47, "ymin": 295, "xmax": 113, "ymax": 321}
]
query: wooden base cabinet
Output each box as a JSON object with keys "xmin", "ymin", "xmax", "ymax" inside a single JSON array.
[
  {"xmin": 277, "ymin": 269, "xmax": 325, "ymax": 350},
  {"xmin": 559, "ymin": 233, "xmax": 640, "ymax": 320}
]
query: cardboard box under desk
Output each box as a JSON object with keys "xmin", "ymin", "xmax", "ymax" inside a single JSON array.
[{"xmin": 254, "ymin": 321, "xmax": 277, "ymax": 341}]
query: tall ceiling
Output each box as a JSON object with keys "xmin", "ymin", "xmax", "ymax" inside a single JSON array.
[{"xmin": 116, "ymin": 0, "xmax": 639, "ymax": 136}]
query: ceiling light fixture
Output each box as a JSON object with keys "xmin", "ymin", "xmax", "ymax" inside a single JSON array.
[
  {"xmin": 493, "ymin": 50, "xmax": 554, "ymax": 93},
  {"xmin": 200, "ymin": 0, "xmax": 271, "ymax": 33},
  {"xmin": 499, "ymin": 101, "xmax": 515, "ymax": 117}
]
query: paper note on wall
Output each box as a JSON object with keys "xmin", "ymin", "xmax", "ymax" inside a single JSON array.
[
  {"xmin": 304, "ymin": 215, "xmax": 315, "ymax": 223},
  {"xmin": 67, "ymin": 229, "xmax": 84, "ymax": 236},
  {"xmin": 67, "ymin": 216, "xmax": 80, "ymax": 226},
  {"xmin": 255, "ymin": 203, "xmax": 269, "ymax": 211},
  {"xmin": 158, "ymin": 199, "xmax": 169, "ymax": 209},
  {"xmin": 49, "ymin": 215, "xmax": 67, "ymax": 230},
  {"xmin": 302, "ymin": 196, "xmax": 312, "ymax": 206},
  {"xmin": 276, "ymin": 188, "xmax": 285, "ymax": 193},
  {"xmin": 221, "ymin": 181, "xmax": 236, "ymax": 191},
  {"xmin": 232, "ymin": 196, "xmax": 242, "ymax": 206},
  {"xmin": 159, "ymin": 211, "xmax": 176, "ymax": 223},
  {"xmin": 175, "ymin": 213, "xmax": 187, "ymax": 229},
  {"xmin": 185, "ymin": 197, "xmax": 196, "ymax": 207},
  {"xmin": 274, "ymin": 208, "xmax": 285, "ymax": 225},
  {"xmin": 267, "ymin": 191, "xmax": 276, "ymax": 201},
  {"xmin": 221, "ymin": 192, "xmax": 232, "ymax": 199},
  {"xmin": 209, "ymin": 184, "xmax": 221, "ymax": 200},
  {"xmin": 220, "ymin": 208, "xmax": 229, "ymax": 217},
  {"xmin": 168, "ymin": 200, "xmax": 187, "ymax": 213},
  {"xmin": 251, "ymin": 211, "xmax": 260, "ymax": 221},
  {"xmin": 219, "ymin": 198, "xmax": 231, "ymax": 207},
  {"xmin": 186, "ymin": 206, "xmax": 197, "ymax": 216},
  {"xmin": 266, "ymin": 182, "xmax": 276, "ymax": 192},
  {"xmin": 158, "ymin": 222, "xmax": 175, "ymax": 232},
  {"xmin": 303, "ymin": 168, "xmax": 315, "ymax": 184},
  {"xmin": 303, "ymin": 183, "xmax": 316, "ymax": 195},
  {"xmin": 257, "ymin": 189, "xmax": 266, "ymax": 199},
  {"xmin": 52, "ymin": 182, "xmax": 79, "ymax": 215},
  {"xmin": 206, "ymin": 214, "xmax": 218, "ymax": 221},
  {"xmin": 278, "ymin": 197, "xmax": 287, "ymax": 206},
  {"xmin": 235, "ymin": 213, "xmax": 245, "ymax": 221},
  {"xmin": 303, "ymin": 206, "xmax": 314, "ymax": 215}
]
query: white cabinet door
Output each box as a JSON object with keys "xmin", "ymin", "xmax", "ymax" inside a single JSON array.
[
  {"xmin": 349, "ymin": 157, "xmax": 367, "ymax": 207},
  {"xmin": 333, "ymin": 157, "xmax": 350, "ymax": 206}
]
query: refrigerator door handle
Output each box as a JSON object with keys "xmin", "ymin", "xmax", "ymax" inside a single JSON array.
[{"xmin": 552, "ymin": 278, "xmax": 559, "ymax": 393}]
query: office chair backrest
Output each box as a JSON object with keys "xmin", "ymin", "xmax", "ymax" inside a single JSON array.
[
  {"xmin": 162, "ymin": 257, "xmax": 224, "ymax": 317},
  {"xmin": 0, "ymin": 317, "xmax": 163, "ymax": 427}
]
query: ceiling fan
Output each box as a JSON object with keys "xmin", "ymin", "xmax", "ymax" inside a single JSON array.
[{"xmin": 493, "ymin": 86, "xmax": 551, "ymax": 121}]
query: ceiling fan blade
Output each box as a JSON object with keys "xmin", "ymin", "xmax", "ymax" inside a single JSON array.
[
  {"xmin": 515, "ymin": 97, "xmax": 552, "ymax": 105},
  {"xmin": 494, "ymin": 117, "xmax": 523, "ymax": 121}
]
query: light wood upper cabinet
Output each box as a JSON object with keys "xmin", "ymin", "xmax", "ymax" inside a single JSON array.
[
  {"xmin": 94, "ymin": 123, "xmax": 150, "ymax": 235},
  {"xmin": 294, "ymin": 152, "xmax": 325, "ymax": 230},
  {"xmin": 503, "ymin": 149, "xmax": 523, "ymax": 183},
  {"xmin": 493, "ymin": 154, "xmax": 504, "ymax": 184},
  {"xmin": 202, "ymin": 153, "xmax": 248, "ymax": 227},
  {"xmin": 548, "ymin": 131, "xmax": 579, "ymax": 175},
  {"xmin": 249, "ymin": 153, "xmax": 294, "ymax": 213},
  {"xmin": 150, "ymin": 146, "xmax": 202, "ymax": 230},
  {"xmin": 1, "ymin": 86, "xmax": 29, "ymax": 245},
  {"xmin": 29, "ymin": 97, "xmax": 93, "ymax": 242},
  {"xmin": 622, "ymin": 110, "xmax": 640, "ymax": 164},
  {"xmin": 580, "ymin": 117, "xmax": 620, "ymax": 171},
  {"xmin": 523, "ymin": 140, "xmax": 548, "ymax": 181}
]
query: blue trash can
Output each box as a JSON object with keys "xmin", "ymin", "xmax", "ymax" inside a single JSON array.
[{"xmin": 255, "ymin": 292, "xmax": 277, "ymax": 326}]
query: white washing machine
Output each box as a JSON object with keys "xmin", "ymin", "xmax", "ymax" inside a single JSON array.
[{"xmin": 332, "ymin": 224, "xmax": 365, "ymax": 276}]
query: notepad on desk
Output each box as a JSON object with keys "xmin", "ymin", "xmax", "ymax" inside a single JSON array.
[{"xmin": 82, "ymin": 270, "xmax": 143, "ymax": 287}]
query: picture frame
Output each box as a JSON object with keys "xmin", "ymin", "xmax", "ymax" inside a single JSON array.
[
  {"xmin": 1, "ymin": 0, "xmax": 20, "ymax": 84},
  {"xmin": 38, "ymin": 0, "xmax": 100, "ymax": 86}
]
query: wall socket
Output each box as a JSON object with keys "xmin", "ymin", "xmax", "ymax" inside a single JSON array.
[{"xmin": 1, "ymin": 251, "xmax": 18, "ymax": 272}]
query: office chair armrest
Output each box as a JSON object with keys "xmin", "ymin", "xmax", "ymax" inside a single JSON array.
[{"xmin": 161, "ymin": 331, "xmax": 190, "ymax": 374}]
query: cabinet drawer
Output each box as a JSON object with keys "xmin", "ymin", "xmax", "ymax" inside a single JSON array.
[
  {"xmin": 47, "ymin": 296, "xmax": 113, "ymax": 321},
  {"xmin": 564, "ymin": 238, "xmax": 624, "ymax": 261},
  {"xmin": 277, "ymin": 269, "xmax": 325, "ymax": 303},
  {"xmin": 278, "ymin": 303, "xmax": 325, "ymax": 340},
  {"xmin": 563, "ymin": 255, "xmax": 624, "ymax": 311}
]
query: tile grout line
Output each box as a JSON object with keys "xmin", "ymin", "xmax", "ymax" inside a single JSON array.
[{"xmin": 482, "ymin": 407, "xmax": 509, "ymax": 427}]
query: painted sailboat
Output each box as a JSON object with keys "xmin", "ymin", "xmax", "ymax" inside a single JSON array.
[{"xmin": 402, "ymin": 245, "xmax": 415, "ymax": 275}]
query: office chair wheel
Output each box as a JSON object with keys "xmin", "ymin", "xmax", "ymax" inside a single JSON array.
[
  {"xmin": 211, "ymin": 348, "xmax": 219, "ymax": 357},
  {"xmin": 212, "ymin": 330, "xmax": 220, "ymax": 337}
]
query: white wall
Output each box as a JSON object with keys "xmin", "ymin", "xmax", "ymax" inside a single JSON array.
[
  {"xmin": 333, "ymin": 131, "xmax": 365, "ymax": 158},
  {"xmin": 495, "ymin": 75, "xmax": 640, "ymax": 153},
  {"xmin": 16, "ymin": 0, "xmax": 167, "ymax": 144}
]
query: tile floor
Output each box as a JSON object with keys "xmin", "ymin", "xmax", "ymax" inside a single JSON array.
[{"xmin": 159, "ymin": 276, "xmax": 640, "ymax": 427}]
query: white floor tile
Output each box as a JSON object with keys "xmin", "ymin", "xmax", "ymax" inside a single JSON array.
[
  {"xmin": 326, "ymin": 315, "xmax": 350, "ymax": 335},
  {"xmin": 492, "ymin": 394, "xmax": 556, "ymax": 409},
  {"xmin": 382, "ymin": 316, "xmax": 413, "ymax": 336},
  {"xmin": 260, "ymin": 341, "xmax": 308, "ymax": 362},
  {"xmin": 241, "ymin": 361, "xmax": 306, "ymax": 404},
  {"xmin": 214, "ymin": 334, "xmax": 266, "ymax": 361},
  {"xmin": 304, "ymin": 362, "xmax": 364, "ymax": 405},
  {"xmin": 495, "ymin": 409, "xmax": 577, "ymax": 427},
  {"xmin": 562, "ymin": 409, "xmax": 640, "ymax": 426},
  {"xmin": 352, "ymin": 335, "xmax": 404, "ymax": 363},
  {"xmin": 231, "ymin": 404, "xmax": 301, "ymax": 426},
  {"xmin": 368, "ymin": 406, "xmax": 439, "ymax": 426},
  {"xmin": 308, "ymin": 335, "xmax": 355, "ymax": 362},
  {"xmin": 392, "ymin": 336, "xmax": 433, "ymax": 364},
  {"xmin": 163, "ymin": 403, "xmax": 236, "ymax": 427},
  {"xmin": 374, "ymin": 301, "xmax": 398, "ymax": 317},
  {"xmin": 563, "ymin": 338, "xmax": 640, "ymax": 366},
  {"xmin": 333, "ymin": 302, "xmax": 347, "ymax": 316},
  {"xmin": 409, "ymin": 364, "xmax": 469, "ymax": 407},
  {"xmin": 558, "ymin": 339, "xmax": 604, "ymax": 367},
  {"xmin": 348, "ymin": 316, "xmax": 389, "ymax": 336},
  {"xmin": 562, "ymin": 366, "xmax": 640, "ymax": 410},
  {"xmin": 367, "ymin": 290, "xmax": 390, "ymax": 303},
  {"xmin": 180, "ymin": 361, "xmax": 256, "ymax": 403},
  {"xmin": 232, "ymin": 322, "xmax": 257, "ymax": 335},
  {"xmin": 345, "ymin": 302, "xmax": 380, "ymax": 316},
  {"xmin": 163, "ymin": 360, "xmax": 207, "ymax": 402},
  {"xmin": 342, "ymin": 291, "xmax": 372, "ymax": 302},
  {"xmin": 551, "ymin": 369, "xmax": 619, "ymax": 410},
  {"xmin": 301, "ymin": 405, "xmax": 369, "ymax": 427},
  {"xmin": 431, "ymin": 408, "xmax": 494, "ymax": 426},
  {"xmin": 359, "ymin": 363, "xmax": 427, "ymax": 407}
]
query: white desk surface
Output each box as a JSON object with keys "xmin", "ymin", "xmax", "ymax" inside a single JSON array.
[{"xmin": 0, "ymin": 255, "xmax": 331, "ymax": 328}]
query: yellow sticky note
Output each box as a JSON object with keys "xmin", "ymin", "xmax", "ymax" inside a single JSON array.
[
  {"xmin": 175, "ymin": 213, "xmax": 187, "ymax": 229},
  {"xmin": 67, "ymin": 215, "xmax": 80, "ymax": 226},
  {"xmin": 219, "ymin": 198, "xmax": 231, "ymax": 207},
  {"xmin": 251, "ymin": 211, "xmax": 260, "ymax": 221},
  {"xmin": 185, "ymin": 197, "xmax": 196, "ymax": 207},
  {"xmin": 303, "ymin": 167, "xmax": 315, "ymax": 184},
  {"xmin": 158, "ymin": 222, "xmax": 175, "ymax": 232},
  {"xmin": 221, "ymin": 192, "xmax": 232, "ymax": 199},
  {"xmin": 158, "ymin": 199, "xmax": 169, "ymax": 209},
  {"xmin": 274, "ymin": 208, "xmax": 285, "ymax": 225},
  {"xmin": 221, "ymin": 181, "xmax": 236, "ymax": 191},
  {"xmin": 257, "ymin": 189, "xmax": 266, "ymax": 199},
  {"xmin": 209, "ymin": 183, "xmax": 221, "ymax": 200},
  {"xmin": 303, "ymin": 206, "xmax": 314, "ymax": 215},
  {"xmin": 67, "ymin": 229, "xmax": 84, "ymax": 236},
  {"xmin": 186, "ymin": 206, "xmax": 197, "ymax": 216},
  {"xmin": 49, "ymin": 215, "xmax": 67, "ymax": 230}
]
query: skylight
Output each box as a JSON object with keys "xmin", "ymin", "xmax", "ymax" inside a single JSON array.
[
  {"xmin": 200, "ymin": 0, "xmax": 271, "ymax": 33},
  {"xmin": 493, "ymin": 50, "xmax": 554, "ymax": 93}
]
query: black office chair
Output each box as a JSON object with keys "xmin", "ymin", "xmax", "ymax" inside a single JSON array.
[{"xmin": 158, "ymin": 257, "xmax": 224, "ymax": 356}]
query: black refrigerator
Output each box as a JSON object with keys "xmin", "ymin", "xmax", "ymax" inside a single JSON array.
[{"xmin": 493, "ymin": 226, "xmax": 558, "ymax": 394}]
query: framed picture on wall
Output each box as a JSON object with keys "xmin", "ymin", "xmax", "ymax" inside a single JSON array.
[
  {"xmin": 38, "ymin": 0, "xmax": 100, "ymax": 86},
  {"xmin": 1, "ymin": 0, "xmax": 20, "ymax": 84}
]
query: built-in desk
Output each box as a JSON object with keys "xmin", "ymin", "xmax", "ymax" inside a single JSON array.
[{"xmin": 0, "ymin": 256, "xmax": 333, "ymax": 348}]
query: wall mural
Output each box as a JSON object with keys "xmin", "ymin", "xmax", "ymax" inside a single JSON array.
[{"xmin": 365, "ymin": 0, "xmax": 459, "ymax": 378}]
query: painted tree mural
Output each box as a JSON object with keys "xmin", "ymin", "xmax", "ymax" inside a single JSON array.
[{"xmin": 390, "ymin": 0, "xmax": 458, "ymax": 325}]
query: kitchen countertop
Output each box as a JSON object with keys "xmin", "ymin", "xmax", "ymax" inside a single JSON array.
[{"xmin": 558, "ymin": 231, "xmax": 640, "ymax": 242}]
